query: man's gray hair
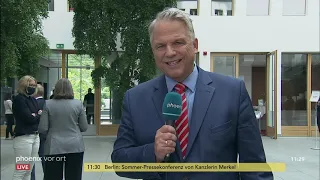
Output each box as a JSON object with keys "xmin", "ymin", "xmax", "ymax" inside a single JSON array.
[{"xmin": 148, "ymin": 8, "xmax": 195, "ymax": 43}]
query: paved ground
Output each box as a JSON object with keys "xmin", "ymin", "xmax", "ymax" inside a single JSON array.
[{"xmin": 1, "ymin": 136, "xmax": 319, "ymax": 180}]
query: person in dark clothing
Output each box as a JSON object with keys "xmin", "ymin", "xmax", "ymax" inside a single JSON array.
[
  {"xmin": 12, "ymin": 75, "xmax": 41, "ymax": 180},
  {"xmin": 35, "ymin": 84, "xmax": 46, "ymax": 165},
  {"xmin": 83, "ymin": 88, "xmax": 94, "ymax": 124},
  {"xmin": 3, "ymin": 94, "xmax": 14, "ymax": 139},
  {"xmin": 30, "ymin": 84, "xmax": 46, "ymax": 180}
]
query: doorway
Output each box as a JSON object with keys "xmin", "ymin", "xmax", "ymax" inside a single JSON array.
[
  {"xmin": 239, "ymin": 54, "xmax": 267, "ymax": 136},
  {"xmin": 66, "ymin": 54, "xmax": 97, "ymax": 136},
  {"xmin": 211, "ymin": 52, "xmax": 278, "ymax": 139}
]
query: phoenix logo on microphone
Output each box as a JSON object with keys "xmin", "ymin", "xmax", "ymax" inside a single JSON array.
[{"xmin": 167, "ymin": 103, "xmax": 182, "ymax": 109}]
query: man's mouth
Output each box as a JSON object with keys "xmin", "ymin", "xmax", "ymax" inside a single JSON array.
[{"xmin": 166, "ymin": 59, "xmax": 182, "ymax": 66}]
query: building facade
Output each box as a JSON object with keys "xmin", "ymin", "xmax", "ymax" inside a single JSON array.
[{"xmin": 1, "ymin": 0, "xmax": 319, "ymax": 138}]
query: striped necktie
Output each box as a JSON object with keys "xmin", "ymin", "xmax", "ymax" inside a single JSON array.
[{"xmin": 174, "ymin": 83, "xmax": 189, "ymax": 159}]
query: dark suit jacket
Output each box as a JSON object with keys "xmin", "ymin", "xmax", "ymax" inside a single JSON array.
[
  {"xmin": 111, "ymin": 67, "xmax": 273, "ymax": 180},
  {"xmin": 36, "ymin": 97, "xmax": 46, "ymax": 155},
  {"xmin": 12, "ymin": 93, "xmax": 40, "ymax": 136},
  {"xmin": 84, "ymin": 93, "xmax": 94, "ymax": 114},
  {"xmin": 36, "ymin": 97, "xmax": 46, "ymax": 110}
]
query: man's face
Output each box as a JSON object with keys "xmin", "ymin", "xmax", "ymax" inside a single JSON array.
[{"xmin": 151, "ymin": 20, "xmax": 198, "ymax": 82}]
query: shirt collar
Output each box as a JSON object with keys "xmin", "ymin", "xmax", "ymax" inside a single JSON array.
[{"xmin": 165, "ymin": 65, "xmax": 198, "ymax": 93}]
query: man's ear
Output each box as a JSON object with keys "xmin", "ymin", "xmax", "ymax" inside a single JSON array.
[{"xmin": 193, "ymin": 38, "xmax": 198, "ymax": 53}]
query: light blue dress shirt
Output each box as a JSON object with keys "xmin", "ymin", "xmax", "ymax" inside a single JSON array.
[{"xmin": 165, "ymin": 65, "xmax": 198, "ymax": 122}]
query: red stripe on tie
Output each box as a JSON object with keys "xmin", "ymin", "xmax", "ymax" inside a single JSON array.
[{"xmin": 174, "ymin": 83, "xmax": 189, "ymax": 159}]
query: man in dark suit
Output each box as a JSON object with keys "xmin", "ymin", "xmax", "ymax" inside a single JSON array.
[
  {"xmin": 111, "ymin": 8, "xmax": 273, "ymax": 180},
  {"xmin": 83, "ymin": 88, "xmax": 94, "ymax": 124},
  {"xmin": 31, "ymin": 84, "xmax": 46, "ymax": 180}
]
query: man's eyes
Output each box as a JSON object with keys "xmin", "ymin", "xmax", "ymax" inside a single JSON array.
[
  {"xmin": 156, "ymin": 42, "xmax": 185, "ymax": 49},
  {"xmin": 156, "ymin": 45, "xmax": 164, "ymax": 49},
  {"xmin": 174, "ymin": 41, "xmax": 184, "ymax": 45}
]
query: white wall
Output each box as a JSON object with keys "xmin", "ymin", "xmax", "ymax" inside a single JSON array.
[{"xmin": 42, "ymin": 12, "xmax": 74, "ymax": 50}]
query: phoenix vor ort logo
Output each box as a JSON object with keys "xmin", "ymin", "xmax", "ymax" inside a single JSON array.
[{"xmin": 167, "ymin": 103, "xmax": 182, "ymax": 109}]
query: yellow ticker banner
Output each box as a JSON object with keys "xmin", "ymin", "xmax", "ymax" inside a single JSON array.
[{"xmin": 84, "ymin": 163, "xmax": 286, "ymax": 172}]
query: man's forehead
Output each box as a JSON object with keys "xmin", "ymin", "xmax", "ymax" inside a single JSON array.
[
  {"xmin": 153, "ymin": 33, "xmax": 187, "ymax": 43},
  {"xmin": 154, "ymin": 19, "xmax": 186, "ymax": 28},
  {"xmin": 153, "ymin": 21, "xmax": 188, "ymax": 36}
]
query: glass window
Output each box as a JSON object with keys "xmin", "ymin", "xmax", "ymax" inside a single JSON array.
[
  {"xmin": 215, "ymin": 9, "xmax": 223, "ymax": 16},
  {"xmin": 66, "ymin": 54, "xmax": 95, "ymax": 124},
  {"xmin": 48, "ymin": 0, "xmax": 54, "ymax": 11},
  {"xmin": 281, "ymin": 53, "xmax": 307, "ymax": 126},
  {"xmin": 246, "ymin": 0, "xmax": 269, "ymax": 16},
  {"xmin": 212, "ymin": 0, "xmax": 233, "ymax": 16},
  {"xmin": 190, "ymin": 9, "xmax": 198, "ymax": 15},
  {"xmin": 212, "ymin": 56, "xmax": 236, "ymax": 77},
  {"xmin": 311, "ymin": 54, "xmax": 320, "ymax": 126},
  {"xmin": 101, "ymin": 78, "xmax": 112, "ymax": 125},
  {"xmin": 45, "ymin": 51, "xmax": 62, "ymax": 98},
  {"xmin": 177, "ymin": 0, "xmax": 198, "ymax": 16},
  {"xmin": 282, "ymin": 0, "xmax": 306, "ymax": 16},
  {"xmin": 66, "ymin": 54, "xmax": 94, "ymax": 100}
]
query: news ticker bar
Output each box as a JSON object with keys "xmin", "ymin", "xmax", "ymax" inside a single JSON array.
[{"xmin": 84, "ymin": 163, "xmax": 286, "ymax": 172}]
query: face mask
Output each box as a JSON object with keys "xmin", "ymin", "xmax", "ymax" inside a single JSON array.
[{"xmin": 26, "ymin": 87, "xmax": 36, "ymax": 96}]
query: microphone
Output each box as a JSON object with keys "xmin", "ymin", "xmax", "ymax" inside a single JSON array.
[{"xmin": 162, "ymin": 92, "xmax": 182, "ymax": 162}]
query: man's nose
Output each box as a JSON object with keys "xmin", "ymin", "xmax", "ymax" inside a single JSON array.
[{"xmin": 165, "ymin": 45, "xmax": 176, "ymax": 57}]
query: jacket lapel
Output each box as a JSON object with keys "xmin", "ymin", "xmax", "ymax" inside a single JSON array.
[
  {"xmin": 185, "ymin": 68, "xmax": 215, "ymax": 159},
  {"xmin": 152, "ymin": 75, "xmax": 168, "ymax": 124}
]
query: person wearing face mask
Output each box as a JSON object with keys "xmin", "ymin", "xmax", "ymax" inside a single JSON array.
[{"xmin": 12, "ymin": 75, "xmax": 42, "ymax": 180}]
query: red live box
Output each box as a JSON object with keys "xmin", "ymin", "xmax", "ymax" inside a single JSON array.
[{"xmin": 16, "ymin": 164, "xmax": 31, "ymax": 170}]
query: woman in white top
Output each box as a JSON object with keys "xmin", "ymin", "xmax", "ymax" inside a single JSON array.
[{"xmin": 3, "ymin": 94, "xmax": 14, "ymax": 139}]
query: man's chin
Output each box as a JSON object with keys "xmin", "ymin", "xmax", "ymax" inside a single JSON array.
[{"xmin": 166, "ymin": 72, "xmax": 185, "ymax": 82}]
